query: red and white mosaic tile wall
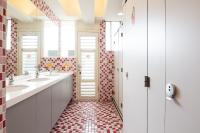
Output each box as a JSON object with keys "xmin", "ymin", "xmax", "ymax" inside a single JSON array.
[
  {"xmin": 40, "ymin": 21, "xmax": 114, "ymax": 102},
  {"xmin": 6, "ymin": 19, "xmax": 17, "ymax": 77},
  {"xmin": 0, "ymin": 0, "xmax": 7, "ymax": 132},
  {"xmin": 30, "ymin": 0, "xmax": 60, "ymax": 25},
  {"xmin": 40, "ymin": 57, "xmax": 77, "ymax": 101},
  {"xmin": 99, "ymin": 20, "xmax": 115, "ymax": 102}
]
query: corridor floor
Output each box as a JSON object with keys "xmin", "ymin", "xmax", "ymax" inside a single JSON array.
[{"xmin": 51, "ymin": 102, "xmax": 123, "ymax": 133}]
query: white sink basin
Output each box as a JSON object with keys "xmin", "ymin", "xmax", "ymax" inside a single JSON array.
[
  {"xmin": 6, "ymin": 85, "xmax": 29, "ymax": 92},
  {"xmin": 45, "ymin": 73, "xmax": 60, "ymax": 76},
  {"xmin": 27, "ymin": 78, "xmax": 50, "ymax": 82}
]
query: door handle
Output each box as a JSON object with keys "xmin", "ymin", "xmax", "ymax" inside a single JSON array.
[
  {"xmin": 125, "ymin": 72, "xmax": 129, "ymax": 79},
  {"xmin": 121, "ymin": 68, "xmax": 123, "ymax": 72}
]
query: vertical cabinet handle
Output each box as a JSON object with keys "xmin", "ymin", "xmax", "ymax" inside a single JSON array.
[
  {"xmin": 121, "ymin": 68, "xmax": 123, "ymax": 73},
  {"xmin": 126, "ymin": 72, "xmax": 129, "ymax": 79},
  {"xmin": 144, "ymin": 76, "xmax": 150, "ymax": 87}
]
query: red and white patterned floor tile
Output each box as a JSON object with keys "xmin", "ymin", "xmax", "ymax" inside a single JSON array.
[{"xmin": 51, "ymin": 102, "xmax": 123, "ymax": 133}]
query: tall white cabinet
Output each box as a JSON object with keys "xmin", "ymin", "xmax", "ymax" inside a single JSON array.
[
  {"xmin": 148, "ymin": 0, "xmax": 166, "ymax": 132},
  {"xmin": 165, "ymin": 0, "xmax": 200, "ymax": 133},
  {"xmin": 123, "ymin": 0, "xmax": 148, "ymax": 132},
  {"xmin": 123, "ymin": 0, "xmax": 200, "ymax": 133},
  {"xmin": 113, "ymin": 23, "xmax": 124, "ymax": 115}
]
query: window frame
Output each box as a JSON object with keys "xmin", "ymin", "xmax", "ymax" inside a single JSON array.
[
  {"xmin": 43, "ymin": 21, "xmax": 60, "ymax": 57},
  {"xmin": 42, "ymin": 20, "xmax": 77, "ymax": 58}
]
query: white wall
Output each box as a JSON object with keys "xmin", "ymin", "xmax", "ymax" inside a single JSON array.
[{"xmin": 77, "ymin": 20, "xmax": 100, "ymax": 33}]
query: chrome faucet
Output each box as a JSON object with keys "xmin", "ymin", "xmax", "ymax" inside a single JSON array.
[
  {"xmin": 35, "ymin": 65, "xmax": 41, "ymax": 78},
  {"xmin": 9, "ymin": 74, "xmax": 14, "ymax": 85},
  {"xmin": 35, "ymin": 70, "xmax": 39, "ymax": 78},
  {"xmin": 24, "ymin": 71, "xmax": 29, "ymax": 75}
]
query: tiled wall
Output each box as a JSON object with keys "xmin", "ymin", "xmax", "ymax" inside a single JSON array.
[
  {"xmin": 6, "ymin": 19, "xmax": 17, "ymax": 77},
  {"xmin": 40, "ymin": 57, "xmax": 77, "ymax": 101},
  {"xmin": 99, "ymin": 20, "xmax": 115, "ymax": 102},
  {"xmin": 40, "ymin": 21, "xmax": 115, "ymax": 102},
  {"xmin": 24, "ymin": 0, "xmax": 114, "ymax": 102},
  {"xmin": 30, "ymin": 0, "xmax": 60, "ymax": 25},
  {"xmin": 0, "ymin": 0, "xmax": 7, "ymax": 132}
]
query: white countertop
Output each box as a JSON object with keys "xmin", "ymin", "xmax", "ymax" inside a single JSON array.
[{"xmin": 6, "ymin": 72, "xmax": 73, "ymax": 108}]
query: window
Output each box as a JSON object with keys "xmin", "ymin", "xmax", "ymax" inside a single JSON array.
[
  {"xmin": 43, "ymin": 21, "xmax": 76, "ymax": 57},
  {"xmin": 60, "ymin": 21, "xmax": 75, "ymax": 57},
  {"xmin": 105, "ymin": 21, "xmax": 120, "ymax": 51},
  {"xmin": 43, "ymin": 21, "xmax": 59, "ymax": 57},
  {"xmin": 106, "ymin": 22, "xmax": 111, "ymax": 51},
  {"xmin": 6, "ymin": 19, "xmax": 12, "ymax": 50},
  {"xmin": 20, "ymin": 34, "xmax": 39, "ymax": 74}
]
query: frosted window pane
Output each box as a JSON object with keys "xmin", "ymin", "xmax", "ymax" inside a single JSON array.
[
  {"xmin": 43, "ymin": 21, "xmax": 59, "ymax": 57},
  {"xmin": 60, "ymin": 21, "xmax": 75, "ymax": 57}
]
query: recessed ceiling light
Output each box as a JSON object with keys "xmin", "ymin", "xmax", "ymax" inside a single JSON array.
[{"xmin": 117, "ymin": 12, "xmax": 124, "ymax": 16}]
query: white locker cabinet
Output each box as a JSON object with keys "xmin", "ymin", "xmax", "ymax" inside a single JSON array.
[
  {"xmin": 123, "ymin": 0, "xmax": 148, "ymax": 132},
  {"xmin": 123, "ymin": 0, "xmax": 200, "ymax": 133},
  {"xmin": 148, "ymin": 0, "xmax": 166, "ymax": 132},
  {"xmin": 113, "ymin": 31, "xmax": 120, "ymax": 107},
  {"xmin": 118, "ymin": 27, "xmax": 124, "ymax": 113},
  {"xmin": 113, "ymin": 25, "xmax": 124, "ymax": 115},
  {"xmin": 165, "ymin": 0, "xmax": 200, "ymax": 133}
]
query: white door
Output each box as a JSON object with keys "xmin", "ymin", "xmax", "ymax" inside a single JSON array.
[
  {"xmin": 123, "ymin": 0, "xmax": 148, "ymax": 132},
  {"xmin": 165, "ymin": 0, "xmax": 200, "ymax": 133},
  {"xmin": 77, "ymin": 32, "xmax": 99, "ymax": 100},
  {"xmin": 118, "ymin": 26, "xmax": 124, "ymax": 114},
  {"xmin": 148, "ymin": 0, "xmax": 166, "ymax": 133},
  {"xmin": 113, "ymin": 30, "xmax": 120, "ymax": 106}
]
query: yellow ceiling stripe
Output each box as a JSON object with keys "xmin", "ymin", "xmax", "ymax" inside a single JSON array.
[
  {"xmin": 95, "ymin": 0, "xmax": 107, "ymax": 17},
  {"xmin": 8, "ymin": 0, "xmax": 43, "ymax": 17},
  {"xmin": 58, "ymin": 0, "xmax": 81, "ymax": 16}
]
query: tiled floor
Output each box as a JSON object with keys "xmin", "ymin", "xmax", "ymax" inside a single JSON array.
[{"xmin": 51, "ymin": 102, "xmax": 123, "ymax": 133}]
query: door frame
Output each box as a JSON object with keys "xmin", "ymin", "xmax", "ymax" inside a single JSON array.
[{"xmin": 77, "ymin": 32, "xmax": 99, "ymax": 101}]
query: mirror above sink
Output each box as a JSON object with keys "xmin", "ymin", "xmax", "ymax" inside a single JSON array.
[
  {"xmin": 7, "ymin": 0, "xmax": 48, "ymax": 77},
  {"xmin": 6, "ymin": 0, "xmax": 76, "ymax": 78}
]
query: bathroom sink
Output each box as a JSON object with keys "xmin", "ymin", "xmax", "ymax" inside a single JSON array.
[
  {"xmin": 27, "ymin": 78, "xmax": 50, "ymax": 82},
  {"xmin": 45, "ymin": 73, "xmax": 60, "ymax": 76},
  {"xmin": 6, "ymin": 85, "xmax": 29, "ymax": 92}
]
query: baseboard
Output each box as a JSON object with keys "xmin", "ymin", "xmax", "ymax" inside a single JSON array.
[{"xmin": 112, "ymin": 96, "xmax": 123, "ymax": 121}]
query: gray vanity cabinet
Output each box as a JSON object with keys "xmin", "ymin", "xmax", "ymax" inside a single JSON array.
[
  {"xmin": 66, "ymin": 76, "xmax": 73, "ymax": 104},
  {"xmin": 61, "ymin": 77, "xmax": 72, "ymax": 109},
  {"xmin": 7, "ymin": 75, "xmax": 73, "ymax": 133},
  {"xmin": 7, "ymin": 96, "xmax": 37, "ymax": 133},
  {"xmin": 51, "ymin": 78, "xmax": 72, "ymax": 126},
  {"xmin": 36, "ymin": 88, "xmax": 52, "ymax": 133},
  {"xmin": 51, "ymin": 82, "xmax": 63, "ymax": 126},
  {"xmin": 60, "ymin": 79, "xmax": 68, "ymax": 112}
]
